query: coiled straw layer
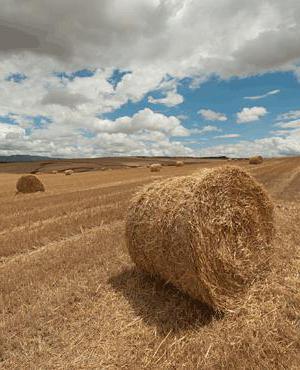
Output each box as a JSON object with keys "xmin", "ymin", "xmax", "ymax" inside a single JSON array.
[{"xmin": 126, "ymin": 166, "xmax": 275, "ymax": 312}]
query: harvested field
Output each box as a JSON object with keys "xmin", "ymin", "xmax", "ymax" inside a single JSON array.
[{"xmin": 0, "ymin": 157, "xmax": 299, "ymax": 369}]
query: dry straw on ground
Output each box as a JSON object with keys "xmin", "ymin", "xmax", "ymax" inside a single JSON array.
[
  {"xmin": 176, "ymin": 160, "xmax": 184, "ymax": 167},
  {"xmin": 249, "ymin": 155, "xmax": 263, "ymax": 164},
  {"xmin": 126, "ymin": 166, "xmax": 275, "ymax": 312},
  {"xmin": 65, "ymin": 169, "xmax": 74, "ymax": 176},
  {"xmin": 150, "ymin": 164, "xmax": 161, "ymax": 172},
  {"xmin": 16, "ymin": 175, "xmax": 45, "ymax": 194}
]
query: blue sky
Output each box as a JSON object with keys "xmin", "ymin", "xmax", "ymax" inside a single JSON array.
[
  {"xmin": 102, "ymin": 70, "xmax": 300, "ymax": 152},
  {"xmin": 1, "ymin": 0, "xmax": 300, "ymax": 158}
]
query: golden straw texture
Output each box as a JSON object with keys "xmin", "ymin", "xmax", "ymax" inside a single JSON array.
[
  {"xmin": 126, "ymin": 166, "xmax": 275, "ymax": 312},
  {"xmin": 16, "ymin": 175, "xmax": 45, "ymax": 193},
  {"xmin": 249, "ymin": 156, "xmax": 263, "ymax": 164},
  {"xmin": 150, "ymin": 164, "xmax": 161, "ymax": 172}
]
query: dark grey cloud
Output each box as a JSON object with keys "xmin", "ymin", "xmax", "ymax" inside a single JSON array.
[
  {"xmin": 233, "ymin": 27, "xmax": 300, "ymax": 72},
  {"xmin": 0, "ymin": 24, "xmax": 39, "ymax": 50},
  {"xmin": 0, "ymin": 22, "xmax": 68, "ymax": 58},
  {"xmin": 41, "ymin": 89, "xmax": 90, "ymax": 108},
  {"xmin": 1, "ymin": 0, "xmax": 300, "ymax": 77}
]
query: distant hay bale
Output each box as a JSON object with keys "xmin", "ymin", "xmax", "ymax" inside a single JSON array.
[
  {"xmin": 126, "ymin": 166, "xmax": 275, "ymax": 312},
  {"xmin": 16, "ymin": 175, "xmax": 45, "ymax": 194},
  {"xmin": 176, "ymin": 160, "xmax": 184, "ymax": 167},
  {"xmin": 65, "ymin": 169, "xmax": 74, "ymax": 176},
  {"xmin": 52, "ymin": 170, "xmax": 58, "ymax": 174},
  {"xmin": 150, "ymin": 164, "xmax": 161, "ymax": 172},
  {"xmin": 249, "ymin": 156, "xmax": 263, "ymax": 165}
]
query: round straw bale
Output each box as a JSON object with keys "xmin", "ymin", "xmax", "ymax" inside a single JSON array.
[
  {"xmin": 150, "ymin": 164, "xmax": 161, "ymax": 172},
  {"xmin": 176, "ymin": 160, "xmax": 184, "ymax": 167},
  {"xmin": 16, "ymin": 175, "xmax": 45, "ymax": 193},
  {"xmin": 249, "ymin": 155, "xmax": 263, "ymax": 165},
  {"xmin": 126, "ymin": 166, "xmax": 274, "ymax": 312},
  {"xmin": 52, "ymin": 170, "xmax": 58, "ymax": 174},
  {"xmin": 65, "ymin": 169, "xmax": 74, "ymax": 175}
]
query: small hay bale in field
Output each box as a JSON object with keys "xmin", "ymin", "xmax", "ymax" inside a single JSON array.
[
  {"xmin": 65, "ymin": 169, "xmax": 74, "ymax": 176},
  {"xmin": 16, "ymin": 175, "xmax": 45, "ymax": 194},
  {"xmin": 176, "ymin": 160, "xmax": 184, "ymax": 167},
  {"xmin": 249, "ymin": 155, "xmax": 263, "ymax": 165},
  {"xmin": 150, "ymin": 164, "xmax": 161, "ymax": 172},
  {"xmin": 51, "ymin": 170, "xmax": 58, "ymax": 174},
  {"xmin": 126, "ymin": 166, "xmax": 275, "ymax": 312}
]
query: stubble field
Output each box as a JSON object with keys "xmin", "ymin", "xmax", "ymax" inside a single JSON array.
[{"xmin": 0, "ymin": 157, "xmax": 299, "ymax": 369}]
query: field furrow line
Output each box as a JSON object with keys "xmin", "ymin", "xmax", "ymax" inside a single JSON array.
[
  {"xmin": 0, "ymin": 187, "xmax": 136, "ymax": 232},
  {"xmin": 0, "ymin": 201, "xmax": 123, "ymax": 237},
  {"xmin": 0, "ymin": 199, "xmax": 127, "ymax": 259},
  {"xmin": 273, "ymin": 165, "xmax": 300, "ymax": 199},
  {"xmin": 0, "ymin": 177, "xmax": 151, "ymax": 212},
  {"xmin": 0, "ymin": 219, "xmax": 124, "ymax": 270}
]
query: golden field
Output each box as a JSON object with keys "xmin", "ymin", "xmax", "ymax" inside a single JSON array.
[{"xmin": 0, "ymin": 157, "xmax": 299, "ymax": 369}]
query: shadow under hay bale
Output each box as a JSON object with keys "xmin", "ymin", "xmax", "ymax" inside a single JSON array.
[
  {"xmin": 16, "ymin": 175, "xmax": 45, "ymax": 194},
  {"xmin": 249, "ymin": 156, "xmax": 263, "ymax": 165},
  {"xmin": 109, "ymin": 268, "xmax": 218, "ymax": 335},
  {"xmin": 126, "ymin": 166, "xmax": 275, "ymax": 313}
]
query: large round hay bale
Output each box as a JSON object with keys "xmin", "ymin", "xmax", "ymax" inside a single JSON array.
[
  {"xmin": 126, "ymin": 166, "xmax": 274, "ymax": 312},
  {"xmin": 150, "ymin": 164, "xmax": 161, "ymax": 172},
  {"xmin": 176, "ymin": 160, "xmax": 184, "ymax": 167},
  {"xmin": 65, "ymin": 169, "xmax": 74, "ymax": 176},
  {"xmin": 16, "ymin": 175, "xmax": 45, "ymax": 194},
  {"xmin": 249, "ymin": 155, "xmax": 263, "ymax": 165}
]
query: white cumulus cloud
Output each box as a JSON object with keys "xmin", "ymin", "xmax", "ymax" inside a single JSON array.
[
  {"xmin": 276, "ymin": 119, "xmax": 300, "ymax": 129},
  {"xmin": 277, "ymin": 110, "xmax": 300, "ymax": 121},
  {"xmin": 198, "ymin": 130, "xmax": 300, "ymax": 158},
  {"xmin": 191, "ymin": 125, "xmax": 221, "ymax": 135},
  {"xmin": 198, "ymin": 109, "xmax": 227, "ymax": 121},
  {"xmin": 237, "ymin": 106, "xmax": 267, "ymax": 123},
  {"xmin": 0, "ymin": 123, "xmax": 25, "ymax": 139},
  {"xmin": 93, "ymin": 108, "xmax": 189, "ymax": 137},
  {"xmin": 148, "ymin": 90, "xmax": 184, "ymax": 107}
]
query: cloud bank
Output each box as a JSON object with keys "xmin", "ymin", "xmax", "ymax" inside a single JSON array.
[{"xmin": 1, "ymin": 0, "xmax": 300, "ymax": 157}]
